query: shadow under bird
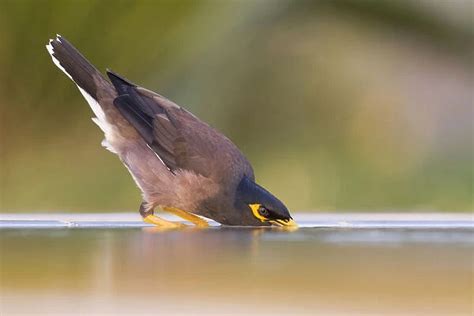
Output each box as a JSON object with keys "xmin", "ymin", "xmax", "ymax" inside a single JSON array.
[{"xmin": 46, "ymin": 35, "xmax": 296, "ymax": 228}]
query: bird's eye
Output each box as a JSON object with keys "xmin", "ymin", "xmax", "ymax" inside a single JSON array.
[{"xmin": 258, "ymin": 206, "xmax": 269, "ymax": 217}]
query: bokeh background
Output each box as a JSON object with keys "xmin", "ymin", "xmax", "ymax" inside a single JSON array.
[{"xmin": 0, "ymin": 0, "xmax": 472, "ymax": 213}]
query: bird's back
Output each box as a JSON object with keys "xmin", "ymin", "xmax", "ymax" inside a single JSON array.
[{"xmin": 107, "ymin": 70, "xmax": 255, "ymax": 186}]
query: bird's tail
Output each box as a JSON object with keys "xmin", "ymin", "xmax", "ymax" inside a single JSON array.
[
  {"xmin": 46, "ymin": 34, "xmax": 117, "ymax": 141},
  {"xmin": 46, "ymin": 34, "xmax": 114, "ymax": 100}
]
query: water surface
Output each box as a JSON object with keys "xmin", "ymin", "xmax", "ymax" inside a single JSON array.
[{"xmin": 1, "ymin": 214, "xmax": 473, "ymax": 315}]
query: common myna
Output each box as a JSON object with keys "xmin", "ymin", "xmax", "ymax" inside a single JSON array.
[{"xmin": 46, "ymin": 35, "xmax": 296, "ymax": 228}]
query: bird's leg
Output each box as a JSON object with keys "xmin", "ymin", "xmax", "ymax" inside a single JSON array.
[
  {"xmin": 140, "ymin": 202, "xmax": 186, "ymax": 228},
  {"xmin": 162, "ymin": 206, "xmax": 209, "ymax": 228}
]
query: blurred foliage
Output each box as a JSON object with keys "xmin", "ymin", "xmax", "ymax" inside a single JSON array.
[{"xmin": 0, "ymin": 0, "xmax": 472, "ymax": 212}]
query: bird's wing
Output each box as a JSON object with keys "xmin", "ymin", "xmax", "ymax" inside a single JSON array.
[{"xmin": 107, "ymin": 71, "xmax": 254, "ymax": 181}]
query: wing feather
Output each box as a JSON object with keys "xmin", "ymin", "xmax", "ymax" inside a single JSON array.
[{"xmin": 107, "ymin": 70, "xmax": 254, "ymax": 181}]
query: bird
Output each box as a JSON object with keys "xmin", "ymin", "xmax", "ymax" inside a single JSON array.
[{"xmin": 46, "ymin": 35, "xmax": 296, "ymax": 228}]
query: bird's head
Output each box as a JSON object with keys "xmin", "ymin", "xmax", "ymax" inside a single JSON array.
[{"xmin": 235, "ymin": 176, "xmax": 297, "ymax": 227}]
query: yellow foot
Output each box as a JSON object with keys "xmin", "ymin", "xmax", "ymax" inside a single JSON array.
[
  {"xmin": 143, "ymin": 215, "xmax": 186, "ymax": 228},
  {"xmin": 163, "ymin": 207, "xmax": 209, "ymax": 228}
]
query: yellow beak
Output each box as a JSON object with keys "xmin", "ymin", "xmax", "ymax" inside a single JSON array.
[{"xmin": 270, "ymin": 218, "xmax": 298, "ymax": 228}]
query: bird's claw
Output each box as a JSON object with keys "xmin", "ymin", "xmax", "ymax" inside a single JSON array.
[{"xmin": 143, "ymin": 215, "xmax": 187, "ymax": 228}]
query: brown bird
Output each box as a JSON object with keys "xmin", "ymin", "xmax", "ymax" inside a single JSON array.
[{"xmin": 46, "ymin": 35, "xmax": 296, "ymax": 228}]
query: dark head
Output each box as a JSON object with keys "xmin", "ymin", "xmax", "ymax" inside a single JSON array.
[{"xmin": 235, "ymin": 176, "xmax": 297, "ymax": 227}]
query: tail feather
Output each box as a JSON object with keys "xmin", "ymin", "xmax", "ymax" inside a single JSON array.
[
  {"xmin": 46, "ymin": 35, "xmax": 106, "ymax": 99},
  {"xmin": 46, "ymin": 35, "xmax": 115, "ymax": 136}
]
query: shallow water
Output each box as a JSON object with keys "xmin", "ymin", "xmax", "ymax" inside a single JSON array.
[{"xmin": 1, "ymin": 214, "xmax": 473, "ymax": 315}]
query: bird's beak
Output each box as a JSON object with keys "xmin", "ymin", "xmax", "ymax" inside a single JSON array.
[{"xmin": 270, "ymin": 218, "xmax": 298, "ymax": 228}]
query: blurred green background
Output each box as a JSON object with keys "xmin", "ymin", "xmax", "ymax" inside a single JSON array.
[{"xmin": 0, "ymin": 0, "xmax": 472, "ymax": 213}]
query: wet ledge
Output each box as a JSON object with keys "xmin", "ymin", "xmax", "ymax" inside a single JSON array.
[{"xmin": 0, "ymin": 213, "xmax": 472, "ymax": 229}]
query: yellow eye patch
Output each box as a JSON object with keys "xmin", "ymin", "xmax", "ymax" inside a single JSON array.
[{"xmin": 249, "ymin": 203, "xmax": 267, "ymax": 222}]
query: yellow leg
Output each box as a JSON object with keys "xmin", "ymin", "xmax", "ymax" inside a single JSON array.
[
  {"xmin": 140, "ymin": 202, "xmax": 186, "ymax": 229},
  {"xmin": 143, "ymin": 215, "xmax": 186, "ymax": 228},
  {"xmin": 163, "ymin": 207, "xmax": 209, "ymax": 228}
]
